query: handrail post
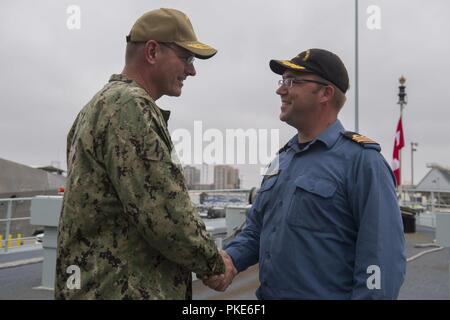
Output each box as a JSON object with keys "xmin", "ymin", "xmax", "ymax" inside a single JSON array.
[{"xmin": 4, "ymin": 200, "xmax": 12, "ymax": 253}]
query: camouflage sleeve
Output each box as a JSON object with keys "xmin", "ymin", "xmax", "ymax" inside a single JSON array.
[
  {"xmin": 101, "ymin": 98, "xmax": 225, "ymax": 277},
  {"xmin": 66, "ymin": 114, "xmax": 78, "ymax": 168}
]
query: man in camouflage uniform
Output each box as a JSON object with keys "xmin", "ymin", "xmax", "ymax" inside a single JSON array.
[{"xmin": 55, "ymin": 8, "xmax": 232, "ymax": 299}]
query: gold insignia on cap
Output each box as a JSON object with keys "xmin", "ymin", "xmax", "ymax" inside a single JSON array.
[
  {"xmin": 302, "ymin": 50, "xmax": 310, "ymax": 61},
  {"xmin": 280, "ymin": 60, "xmax": 305, "ymax": 70},
  {"xmin": 185, "ymin": 43, "xmax": 213, "ymax": 50}
]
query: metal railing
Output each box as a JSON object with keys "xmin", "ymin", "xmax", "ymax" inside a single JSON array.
[
  {"xmin": 416, "ymin": 212, "xmax": 437, "ymax": 228},
  {"xmin": 0, "ymin": 197, "xmax": 37, "ymax": 252},
  {"xmin": 188, "ymin": 189, "xmax": 253, "ymax": 221},
  {"xmin": 188, "ymin": 188, "xmax": 252, "ymax": 204},
  {"xmin": 415, "ymin": 207, "xmax": 450, "ymax": 228},
  {"xmin": 434, "ymin": 204, "xmax": 450, "ymax": 212},
  {"xmin": 1, "ymin": 190, "xmax": 254, "ymax": 252}
]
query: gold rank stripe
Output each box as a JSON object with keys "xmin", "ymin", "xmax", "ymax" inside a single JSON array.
[
  {"xmin": 351, "ymin": 134, "xmax": 376, "ymax": 144},
  {"xmin": 280, "ymin": 60, "xmax": 305, "ymax": 70},
  {"xmin": 185, "ymin": 43, "xmax": 214, "ymax": 50}
]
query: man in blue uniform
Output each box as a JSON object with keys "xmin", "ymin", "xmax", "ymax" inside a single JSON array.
[{"xmin": 204, "ymin": 48, "xmax": 406, "ymax": 299}]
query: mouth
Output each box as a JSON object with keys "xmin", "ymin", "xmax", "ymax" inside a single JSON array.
[
  {"xmin": 281, "ymin": 100, "xmax": 291, "ymax": 109},
  {"xmin": 178, "ymin": 77, "xmax": 186, "ymax": 86}
]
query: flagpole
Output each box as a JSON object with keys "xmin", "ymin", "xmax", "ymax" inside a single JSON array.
[
  {"xmin": 398, "ymin": 76, "xmax": 407, "ymax": 203},
  {"xmin": 355, "ymin": 0, "xmax": 359, "ymax": 132}
]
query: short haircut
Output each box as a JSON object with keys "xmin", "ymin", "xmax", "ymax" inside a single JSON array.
[
  {"xmin": 332, "ymin": 85, "xmax": 347, "ymax": 111},
  {"xmin": 308, "ymin": 74, "xmax": 347, "ymax": 111},
  {"xmin": 125, "ymin": 42, "xmax": 145, "ymax": 65}
]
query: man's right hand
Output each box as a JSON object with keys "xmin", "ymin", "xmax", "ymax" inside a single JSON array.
[{"xmin": 202, "ymin": 250, "xmax": 237, "ymax": 291}]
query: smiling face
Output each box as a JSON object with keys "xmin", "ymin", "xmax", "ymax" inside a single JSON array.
[
  {"xmin": 154, "ymin": 43, "xmax": 196, "ymax": 97},
  {"xmin": 276, "ymin": 71, "xmax": 327, "ymax": 129}
]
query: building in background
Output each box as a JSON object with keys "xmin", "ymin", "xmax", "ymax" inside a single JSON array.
[
  {"xmin": 201, "ymin": 163, "xmax": 209, "ymax": 184},
  {"xmin": 183, "ymin": 165, "xmax": 200, "ymax": 189},
  {"xmin": 0, "ymin": 157, "xmax": 66, "ymax": 238},
  {"xmin": 403, "ymin": 163, "xmax": 450, "ymax": 209},
  {"xmin": 0, "ymin": 158, "xmax": 66, "ymax": 198},
  {"xmin": 214, "ymin": 165, "xmax": 240, "ymax": 190}
]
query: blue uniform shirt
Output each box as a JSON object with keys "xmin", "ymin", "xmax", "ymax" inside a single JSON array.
[{"xmin": 225, "ymin": 120, "xmax": 406, "ymax": 299}]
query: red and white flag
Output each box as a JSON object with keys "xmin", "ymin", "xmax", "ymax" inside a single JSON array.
[{"xmin": 392, "ymin": 117, "xmax": 405, "ymax": 186}]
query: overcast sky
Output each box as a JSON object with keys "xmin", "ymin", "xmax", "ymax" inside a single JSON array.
[{"xmin": 1, "ymin": 0, "xmax": 449, "ymax": 188}]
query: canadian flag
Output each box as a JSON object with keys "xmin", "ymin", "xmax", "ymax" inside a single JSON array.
[{"xmin": 392, "ymin": 117, "xmax": 405, "ymax": 186}]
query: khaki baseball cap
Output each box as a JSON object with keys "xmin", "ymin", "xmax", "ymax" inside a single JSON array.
[{"xmin": 126, "ymin": 8, "xmax": 217, "ymax": 59}]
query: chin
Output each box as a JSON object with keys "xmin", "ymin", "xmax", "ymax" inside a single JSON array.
[
  {"xmin": 279, "ymin": 112, "xmax": 289, "ymax": 122},
  {"xmin": 167, "ymin": 89, "xmax": 182, "ymax": 97},
  {"xmin": 174, "ymin": 86, "xmax": 183, "ymax": 96}
]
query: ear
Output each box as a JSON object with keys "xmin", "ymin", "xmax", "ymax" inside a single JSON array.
[
  {"xmin": 144, "ymin": 40, "xmax": 159, "ymax": 65},
  {"xmin": 319, "ymin": 85, "xmax": 335, "ymax": 104}
]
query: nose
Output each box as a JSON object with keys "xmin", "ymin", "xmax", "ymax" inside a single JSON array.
[
  {"xmin": 185, "ymin": 63, "xmax": 196, "ymax": 77},
  {"xmin": 276, "ymin": 84, "xmax": 287, "ymax": 96}
]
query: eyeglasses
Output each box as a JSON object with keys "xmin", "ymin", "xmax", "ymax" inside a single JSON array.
[
  {"xmin": 159, "ymin": 42, "xmax": 195, "ymax": 66},
  {"xmin": 278, "ymin": 78, "xmax": 329, "ymax": 88}
]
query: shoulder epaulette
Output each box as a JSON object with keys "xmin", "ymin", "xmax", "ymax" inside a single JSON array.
[{"xmin": 342, "ymin": 131, "xmax": 380, "ymax": 150}]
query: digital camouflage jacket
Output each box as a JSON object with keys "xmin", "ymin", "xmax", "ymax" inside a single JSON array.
[{"xmin": 55, "ymin": 74, "xmax": 224, "ymax": 300}]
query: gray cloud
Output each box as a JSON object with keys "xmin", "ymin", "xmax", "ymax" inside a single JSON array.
[{"xmin": 1, "ymin": 0, "xmax": 448, "ymax": 188}]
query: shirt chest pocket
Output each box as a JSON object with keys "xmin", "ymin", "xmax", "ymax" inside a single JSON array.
[
  {"xmin": 254, "ymin": 174, "xmax": 279, "ymax": 213},
  {"xmin": 287, "ymin": 175, "xmax": 337, "ymax": 231}
]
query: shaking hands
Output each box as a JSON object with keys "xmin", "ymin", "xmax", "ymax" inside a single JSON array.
[{"xmin": 202, "ymin": 250, "xmax": 237, "ymax": 292}]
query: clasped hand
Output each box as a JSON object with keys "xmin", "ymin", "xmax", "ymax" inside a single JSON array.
[{"xmin": 202, "ymin": 250, "xmax": 237, "ymax": 291}]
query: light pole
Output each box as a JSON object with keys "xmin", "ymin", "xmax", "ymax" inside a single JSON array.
[{"xmin": 411, "ymin": 142, "xmax": 418, "ymax": 186}]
